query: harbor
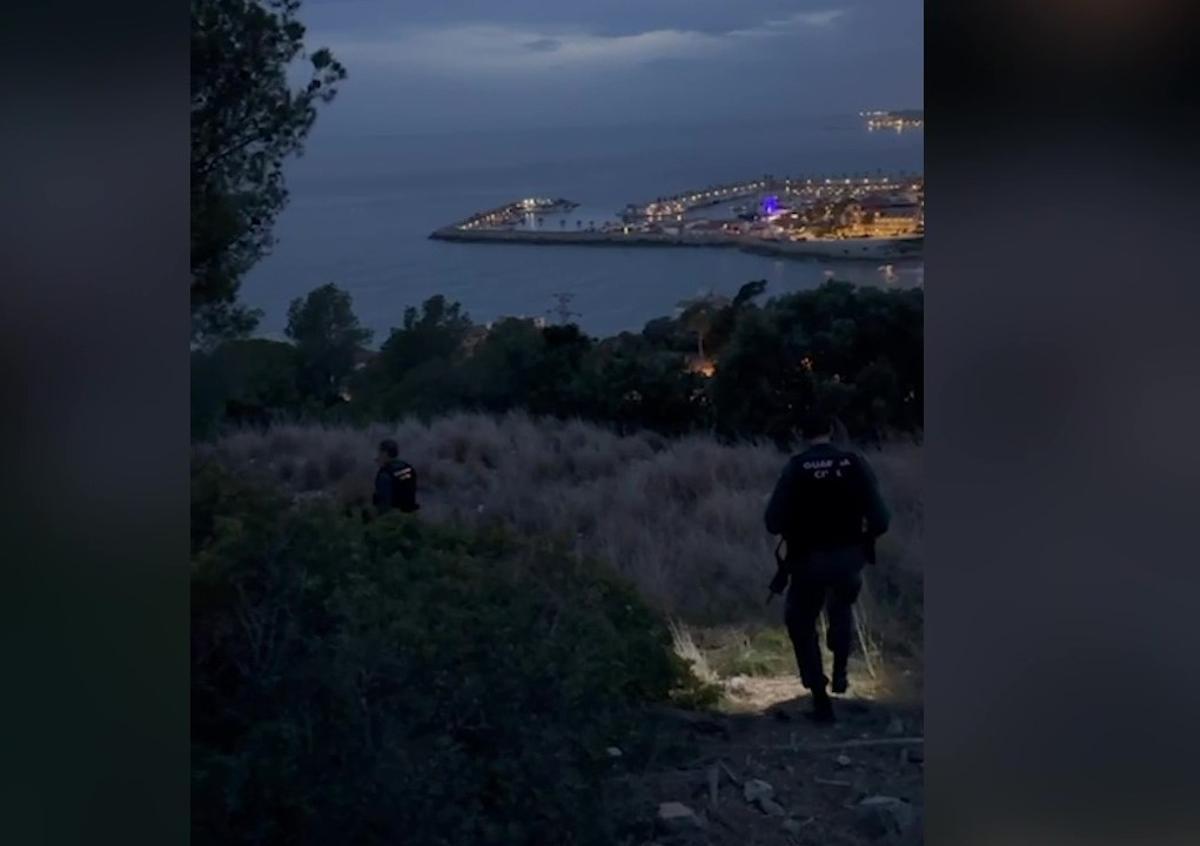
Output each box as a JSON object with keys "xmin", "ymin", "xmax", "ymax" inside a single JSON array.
[
  {"xmin": 430, "ymin": 172, "xmax": 924, "ymax": 260},
  {"xmin": 861, "ymin": 109, "xmax": 925, "ymax": 132}
]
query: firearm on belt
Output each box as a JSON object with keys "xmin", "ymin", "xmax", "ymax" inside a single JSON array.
[{"xmin": 766, "ymin": 537, "xmax": 789, "ymax": 604}]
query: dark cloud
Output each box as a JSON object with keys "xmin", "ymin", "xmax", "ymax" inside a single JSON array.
[
  {"xmin": 299, "ymin": 0, "xmax": 922, "ymax": 133},
  {"xmin": 524, "ymin": 37, "xmax": 562, "ymax": 53},
  {"xmin": 304, "ymin": 0, "xmax": 839, "ymax": 36}
]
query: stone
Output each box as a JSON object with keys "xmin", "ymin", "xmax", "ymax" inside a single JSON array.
[
  {"xmin": 854, "ymin": 796, "xmax": 915, "ymax": 840},
  {"xmin": 758, "ymin": 798, "xmax": 787, "ymax": 817},
  {"xmin": 657, "ymin": 802, "xmax": 705, "ymax": 832},
  {"xmin": 782, "ymin": 817, "xmax": 815, "ymax": 836},
  {"xmin": 743, "ymin": 778, "xmax": 775, "ymax": 804},
  {"xmin": 836, "ymin": 753, "xmax": 852, "ymax": 767},
  {"xmin": 886, "ymin": 716, "xmax": 906, "ymax": 736},
  {"xmin": 606, "ymin": 746, "xmax": 622, "ymax": 758},
  {"xmin": 726, "ymin": 675, "xmax": 751, "ymax": 695}
]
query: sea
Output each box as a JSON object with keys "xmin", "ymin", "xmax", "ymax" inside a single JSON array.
[{"xmin": 242, "ymin": 114, "xmax": 924, "ymax": 339}]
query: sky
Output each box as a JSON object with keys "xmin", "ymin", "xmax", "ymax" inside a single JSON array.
[{"xmin": 298, "ymin": 0, "xmax": 923, "ymax": 134}]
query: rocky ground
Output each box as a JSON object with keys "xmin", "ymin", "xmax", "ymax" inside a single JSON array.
[{"xmin": 611, "ymin": 663, "xmax": 924, "ymax": 845}]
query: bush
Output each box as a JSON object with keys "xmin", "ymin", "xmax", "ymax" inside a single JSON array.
[
  {"xmin": 197, "ymin": 415, "xmax": 924, "ymax": 644},
  {"xmin": 191, "ymin": 464, "xmax": 699, "ymax": 845}
]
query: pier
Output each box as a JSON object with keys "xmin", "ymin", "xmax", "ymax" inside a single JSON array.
[{"xmin": 430, "ymin": 173, "xmax": 924, "ymax": 260}]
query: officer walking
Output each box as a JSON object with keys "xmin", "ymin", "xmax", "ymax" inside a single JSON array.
[
  {"xmin": 372, "ymin": 439, "xmax": 420, "ymax": 516},
  {"xmin": 764, "ymin": 413, "xmax": 890, "ymax": 722}
]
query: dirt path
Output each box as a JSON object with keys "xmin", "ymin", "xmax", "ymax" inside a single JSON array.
[{"xmin": 616, "ymin": 667, "xmax": 924, "ymax": 845}]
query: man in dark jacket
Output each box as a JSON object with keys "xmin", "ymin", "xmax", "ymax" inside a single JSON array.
[
  {"xmin": 764, "ymin": 413, "xmax": 890, "ymax": 722},
  {"xmin": 372, "ymin": 439, "xmax": 419, "ymax": 515}
]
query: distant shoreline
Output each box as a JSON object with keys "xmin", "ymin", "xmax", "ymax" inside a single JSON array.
[{"xmin": 429, "ymin": 226, "xmax": 923, "ymax": 260}]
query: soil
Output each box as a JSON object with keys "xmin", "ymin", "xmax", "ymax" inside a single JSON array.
[{"xmin": 613, "ymin": 662, "xmax": 924, "ymax": 845}]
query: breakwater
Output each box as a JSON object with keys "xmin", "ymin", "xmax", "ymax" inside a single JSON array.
[{"xmin": 429, "ymin": 225, "xmax": 922, "ymax": 259}]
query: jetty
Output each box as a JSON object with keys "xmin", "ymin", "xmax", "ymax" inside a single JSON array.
[{"xmin": 430, "ymin": 173, "xmax": 924, "ymax": 260}]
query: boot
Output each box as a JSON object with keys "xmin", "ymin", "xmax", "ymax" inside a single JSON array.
[
  {"xmin": 805, "ymin": 688, "xmax": 836, "ymax": 724},
  {"xmin": 831, "ymin": 663, "xmax": 849, "ymax": 695}
]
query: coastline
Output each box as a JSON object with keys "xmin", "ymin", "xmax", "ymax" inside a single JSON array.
[{"xmin": 429, "ymin": 226, "xmax": 923, "ymax": 260}]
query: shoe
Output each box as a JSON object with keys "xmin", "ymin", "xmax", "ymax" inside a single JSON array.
[
  {"xmin": 805, "ymin": 690, "xmax": 836, "ymax": 724},
  {"xmin": 831, "ymin": 671, "xmax": 848, "ymax": 695}
]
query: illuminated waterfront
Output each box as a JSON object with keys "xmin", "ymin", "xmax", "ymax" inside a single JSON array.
[
  {"xmin": 243, "ymin": 114, "xmax": 923, "ymax": 337},
  {"xmin": 435, "ymin": 172, "xmax": 923, "ymax": 259},
  {"xmin": 861, "ymin": 109, "xmax": 924, "ymax": 132}
]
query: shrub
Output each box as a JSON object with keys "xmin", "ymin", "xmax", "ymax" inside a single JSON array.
[
  {"xmin": 192, "ymin": 465, "xmax": 699, "ymax": 845},
  {"xmin": 199, "ymin": 414, "xmax": 924, "ymax": 653}
]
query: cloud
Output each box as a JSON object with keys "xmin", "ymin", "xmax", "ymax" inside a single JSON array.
[
  {"xmin": 734, "ymin": 9, "xmax": 847, "ymax": 35},
  {"xmin": 524, "ymin": 37, "xmax": 562, "ymax": 53},
  {"xmin": 329, "ymin": 9, "xmax": 847, "ymax": 74}
]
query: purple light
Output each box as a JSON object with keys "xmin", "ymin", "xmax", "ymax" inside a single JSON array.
[{"xmin": 761, "ymin": 195, "xmax": 780, "ymax": 215}]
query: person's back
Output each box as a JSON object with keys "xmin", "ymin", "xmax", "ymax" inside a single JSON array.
[
  {"xmin": 372, "ymin": 439, "xmax": 420, "ymax": 515},
  {"xmin": 764, "ymin": 413, "xmax": 889, "ymax": 722},
  {"xmin": 765, "ymin": 442, "xmax": 889, "ymax": 561}
]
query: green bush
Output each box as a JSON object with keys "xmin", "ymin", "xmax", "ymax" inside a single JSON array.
[{"xmin": 192, "ymin": 464, "xmax": 697, "ymax": 845}]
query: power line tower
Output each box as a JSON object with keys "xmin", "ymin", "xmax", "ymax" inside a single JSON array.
[{"xmin": 547, "ymin": 292, "xmax": 581, "ymax": 325}]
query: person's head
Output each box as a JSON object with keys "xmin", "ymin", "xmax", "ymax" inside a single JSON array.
[
  {"xmin": 377, "ymin": 438, "xmax": 399, "ymax": 466},
  {"xmin": 800, "ymin": 411, "xmax": 834, "ymax": 443}
]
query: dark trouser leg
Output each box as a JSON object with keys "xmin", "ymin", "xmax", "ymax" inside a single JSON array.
[
  {"xmin": 826, "ymin": 569, "xmax": 863, "ymax": 683},
  {"xmin": 785, "ymin": 577, "xmax": 829, "ymax": 691}
]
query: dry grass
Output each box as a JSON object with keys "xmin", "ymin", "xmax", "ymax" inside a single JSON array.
[{"xmin": 195, "ymin": 412, "xmax": 923, "ymax": 656}]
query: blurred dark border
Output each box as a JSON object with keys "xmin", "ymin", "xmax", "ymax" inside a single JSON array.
[
  {"xmin": 0, "ymin": 2, "xmax": 189, "ymax": 844},
  {"xmin": 927, "ymin": 1, "xmax": 1200, "ymax": 843}
]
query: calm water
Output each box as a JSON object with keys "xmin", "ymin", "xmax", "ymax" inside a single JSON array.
[{"xmin": 243, "ymin": 115, "xmax": 923, "ymax": 339}]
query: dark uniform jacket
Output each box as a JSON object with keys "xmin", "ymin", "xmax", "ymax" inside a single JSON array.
[
  {"xmin": 764, "ymin": 443, "xmax": 890, "ymax": 563},
  {"xmin": 373, "ymin": 459, "xmax": 418, "ymax": 513}
]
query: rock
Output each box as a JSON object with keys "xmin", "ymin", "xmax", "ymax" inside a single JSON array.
[
  {"xmin": 743, "ymin": 778, "xmax": 775, "ymax": 804},
  {"xmin": 657, "ymin": 802, "xmax": 705, "ymax": 832},
  {"xmin": 782, "ymin": 817, "xmax": 815, "ymax": 836},
  {"xmin": 606, "ymin": 746, "xmax": 622, "ymax": 758},
  {"xmin": 758, "ymin": 798, "xmax": 787, "ymax": 817},
  {"xmin": 854, "ymin": 796, "xmax": 915, "ymax": 840},
  {"xmin": 886, "ymin": 716, "xmax": 906, "ymax": 736},
  {"xmin": 836, "ymin": 753, "xmax": 852, "ymax": 767}
]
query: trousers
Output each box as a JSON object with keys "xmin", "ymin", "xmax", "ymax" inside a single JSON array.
[{"xmin": 783, "ymin": 546, "xmax": 865, "ymax": 691}]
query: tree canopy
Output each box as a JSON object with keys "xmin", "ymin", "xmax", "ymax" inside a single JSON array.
[
  {"xmin": 191, "ymin": 0, "xmax": 346, "ymax": 344},
  {"xmin": 285, "ymin": 283, "xmax": 372, "ymax": 404},
  {"xmin": 194, "ymin": 279, "xmax": 923, "ymax": 445}
]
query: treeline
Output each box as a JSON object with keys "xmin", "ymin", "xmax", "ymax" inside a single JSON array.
[{"xmin": 193, "ymin": 279, "xmax": 922, "ymax": 444}]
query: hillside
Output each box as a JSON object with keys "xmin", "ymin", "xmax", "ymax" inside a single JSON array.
[
  {"xmin": 195, "ymin": 412, "xmax": 924, "ymax": 843},
  {"xmin": 196, "ymin": 412, "xmax": 922, "ymax": 636}
]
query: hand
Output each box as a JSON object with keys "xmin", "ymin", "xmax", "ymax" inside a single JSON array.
[{"xmin": 768, "ymin": 568, "xmax": 789, "ymax": 596}]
